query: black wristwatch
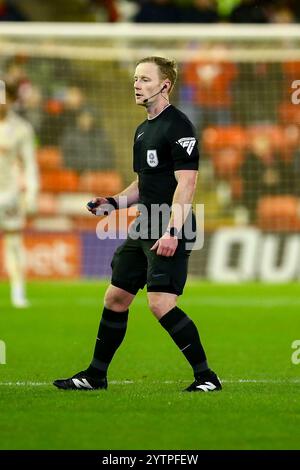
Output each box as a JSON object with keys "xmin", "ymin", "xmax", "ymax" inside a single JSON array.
[
  {"xmin": 166, "ymin": 227, "xmax": 178, "ymax": 237},
  {"xmin": 106, "ymin": 197, "xmax": 118, "ymax": 210}
]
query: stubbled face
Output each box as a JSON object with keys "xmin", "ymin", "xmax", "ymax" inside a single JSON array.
[{"xmin": 134, "ymin": 62, "xmax": 164, "ymax": 106}]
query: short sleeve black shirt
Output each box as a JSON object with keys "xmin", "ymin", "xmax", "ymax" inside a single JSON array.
[{"xmin": 133, "ymin": 104, "xmax": 199, "ymax": 208}]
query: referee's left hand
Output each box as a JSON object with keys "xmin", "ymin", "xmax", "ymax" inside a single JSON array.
[{"xmin": 150, "ymin": 233, "xmax": 178, "ymax": 257}]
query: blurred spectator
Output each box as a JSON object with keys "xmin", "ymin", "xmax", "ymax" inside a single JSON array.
[
  {"xmin": 230, "ymin": 0, "xmax": 270, "ymax": 23},
  {"xmin": 60, "ymin": 109, "xmax": 115, "ymax": 171},
  {"xmin": 40, "ymin": 85, "xmax": 86, "ymax": 146},
  {"xmin": 216, "ymin": 0, "xmax": 241, "ymax": 18},
  {"xmin": 2, "ymin": 56, "xmax": 43, "ymax": 134},
  {"xmin": 18, "ymin": 84, "xmax": 43, "ymax": 135},
  {"xmin": 39, "ymin": 99, "xmax": 64, "ymax": 146},
  {"xmin": 134, "ymin": 0, "xmax": 181, "ymax": 23},
  {"xmin": 26, "ymin": 56, "xmax": 79, "ymax": 98},
  {"xmin": 0, "ymin": 0, "xmax": 27, "ymax": 21},
  {"xmin": 240, "ymin": 134, "xmax": 294, "ymax": 221},
  {"xmin": 62, "ymin": 85, "xmax": 86, "ymax": 127},
  {"xmin": 117, "ymin": 0, "xmax": 140, "ymax": 21},
  {"xmin": 89, "ymin": 0, "xmax": 119, "ymax": 22},
  {"xmin": 181, "ymin": 0, "xmax": 219, "ymax": 23},
  {"xmin": 3, "ymin": 56, "xmax": 31, "ymax": 90},
  {"xmin": 269, "ymin": 3, "xmax": 296, "ymax": 23},
  {"xmin": 179, "ymin": 46, "xmax": 238, "ymax": 134}
]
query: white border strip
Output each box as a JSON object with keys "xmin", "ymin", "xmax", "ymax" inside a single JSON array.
[{"xmin": 0, "ymin": 23, "xmax": 300, "ymax": 40}]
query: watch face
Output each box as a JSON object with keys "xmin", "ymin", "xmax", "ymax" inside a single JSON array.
[{"xmin": 169, "ymin": 227, "xmax": 178, "ymax": 237}]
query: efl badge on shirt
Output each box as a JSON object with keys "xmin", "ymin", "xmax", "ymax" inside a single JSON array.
[
  {"xmin": 177, "ymin": 137, "xmax": 196, "ymax": 156},
  {"xmin": 147, "ymin": 149, "xmax": 158, "ymax": 167}
]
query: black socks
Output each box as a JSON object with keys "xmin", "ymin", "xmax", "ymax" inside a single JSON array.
[
  {"xmin": 87, "ymin": 307, "xmax": 128, "ymax": 378},
  {"xmin": 159, "ymin": 306, "xmax": 209, "ymax": 378},
  {"xmin": 86, "ymin": 305, "xmax": 210, "ymax": 381}
]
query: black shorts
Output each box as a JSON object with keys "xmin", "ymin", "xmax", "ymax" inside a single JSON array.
[{"xmin": 111, "ymin": 236, "xmax": 191, "ymax": 296}]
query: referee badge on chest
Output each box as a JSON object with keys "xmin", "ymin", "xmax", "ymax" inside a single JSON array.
[{"xmin": 147, "ymin": 149, "xmax": 158, "ymax": 167}]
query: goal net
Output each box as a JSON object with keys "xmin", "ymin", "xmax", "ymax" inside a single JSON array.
[{"xmin": 0, "ymin": 23, "xmax": 300, "ymax": 282}]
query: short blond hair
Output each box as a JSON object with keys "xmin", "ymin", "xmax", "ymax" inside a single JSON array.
[{"xmin": 136, "ymin": 56, "xmax": 177, "ymax": 92}]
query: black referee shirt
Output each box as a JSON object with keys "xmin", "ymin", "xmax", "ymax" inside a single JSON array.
[
  {"xmin": 133, "ymin": 104, "xmax": 199, "ymax": 208},
  {"xmin": 132, "ymin": 104, "xmax": 199, "ymax": 240}
]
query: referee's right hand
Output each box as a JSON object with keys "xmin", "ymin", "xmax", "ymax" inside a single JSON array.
[{"xmin": 86, "ymin": 197, "xmax": 110, "ymax": 215}]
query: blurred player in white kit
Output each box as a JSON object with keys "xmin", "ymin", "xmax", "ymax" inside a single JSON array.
[{"xmin": 0, "ymin": 84, "xmax": 39, "ymax": 308}]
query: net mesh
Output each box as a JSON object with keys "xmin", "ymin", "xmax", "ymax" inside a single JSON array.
[{"xmin": 0, "ymin": 26, "xmax": 300, "ymax": 280}]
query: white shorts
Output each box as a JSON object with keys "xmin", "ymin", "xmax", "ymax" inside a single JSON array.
[{"xmin": 0, "ymin": 192, "xmax": 25, "ymax": 232}]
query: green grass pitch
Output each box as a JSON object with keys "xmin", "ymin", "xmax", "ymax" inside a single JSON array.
[{"xmin": 0, "ymin": 280, "xmax": 299, "ymax": 450}]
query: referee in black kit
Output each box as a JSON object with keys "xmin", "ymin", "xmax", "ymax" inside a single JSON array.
[{"xmin": 53, "ymin": 57, "xmax": 221, "ymax": 393}]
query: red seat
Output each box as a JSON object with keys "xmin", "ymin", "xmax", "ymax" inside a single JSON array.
[
  {"xmin": 44, "ymin": 99, "xmax": 64, "ymax": 115},
  {"xmin": 41, "ymin": 169, "xmax": 79, "ymax": 193},
  {"xmin": 282, "ymin": 61, "xmax": 300, "ymax": 79},
  {"xmin": 246, "ymin": 125, "xmax": 285, "ymax": 152},
  {"xmin": 212, "ymin": 147, "xmax": 244, "ymax": 178},
  {"xmin": 257, "ymin": 196, "xmax": 300, "ymax": 231},
  {"xmin": 78, "ymin": 171, "xmax": 123, "ymax": 196},
  {"xmin": 203, "ymin": 126, "xmax": 246, "ymax": 155},
  {"xmin": 278, "ymin": 102, "xmax": 300, "ymax": 125},
  {"xmin": 37, "ymin": 147, "xmax": 62, "ymax": 171}
]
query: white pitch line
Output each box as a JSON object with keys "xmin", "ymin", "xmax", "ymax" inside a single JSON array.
[
  {"xmin": 1, "ymin": 296, "xmax": 300, "ymax": 308},
  {"xmin": 0, "ymin": 379, "xmax": 299, "ymax": 386}
]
